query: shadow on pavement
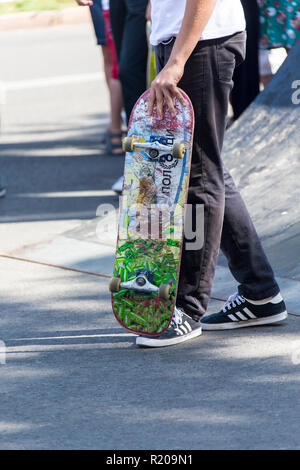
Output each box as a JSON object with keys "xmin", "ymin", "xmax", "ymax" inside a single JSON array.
[{"xmin": 0, "ymin": 114, "xmax": 124, "ymax": 223}]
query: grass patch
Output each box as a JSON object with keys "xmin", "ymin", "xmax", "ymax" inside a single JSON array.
[{"xmin": 0, "ymin": 0, "xmax": 75, "ymax": 15}]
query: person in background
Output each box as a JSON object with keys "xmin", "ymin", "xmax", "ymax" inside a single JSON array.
[
  {"xmin": 76, "ymin": 0, "xmax": 124, "ymax": 155},
  {"xmin": 100, "ymin": 0, "xmax": 124, "ymax": 155},
  {"xmin": 109, "ymin": 0, "xmax": 149, "ymax": 122},
  {"xmin": 259, "ymin": 0, "xmax": 300, "ymax": 85},
  {"xmin": 231, "ymin": 0, "xmax": 260, "ymax": 121},
  {"xmin": 109, "ymin": 0, "xmax": 150, "ymax": 194},
  {"xmin": 259, "ymin": 46, "xmax": 287, "ymax": 87}
]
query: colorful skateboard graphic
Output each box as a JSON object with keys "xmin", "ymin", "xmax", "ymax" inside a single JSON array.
[{"xmin": 109, "ymin": 88, "xmax": 194, "ymax": 336}]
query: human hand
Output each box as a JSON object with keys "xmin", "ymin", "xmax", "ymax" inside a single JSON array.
[
  {"xmin": 76, "ymin": 0, "xmax": 93, "ymax": 6},
  {"xmin": 147, "ymin": 61, "xmax": 185, "ymax": 119}
]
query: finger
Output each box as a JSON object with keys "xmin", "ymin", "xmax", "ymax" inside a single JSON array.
[
  {"xmin": 163, "ymin": 89, "xmax": 176, "ymax": 116},
  {"xmin": 174, "ymin": 88, "xmax": 186, "ymax": 107},
  {"xmin": 147, "ymin": 87, "xmax": 156, "ymax": 116},
  {"xmin": 155, "ymin": 88, "xmax": 164, "ymax": 120}
]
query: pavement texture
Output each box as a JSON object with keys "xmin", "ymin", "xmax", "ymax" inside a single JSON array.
[
  {"xmin": 0, "ymin": 25, "xmax": 299, "ymax": 450},
  {"xmin": 1, "ymin": 256, "xmax": 299, "ymax": 450}
]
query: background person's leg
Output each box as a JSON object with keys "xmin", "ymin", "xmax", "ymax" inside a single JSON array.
[
  {"xmin": 103, "ymin": 8, "xmax": 124, "ymax": 154},
  {"xmin": 90, "ymin": 0, "xmax": 111, "ymax": 86},
  {"xmin": 109, "ymin": 0, "xmax": 126, "ymax": 61},
  {"xmin": 231, "ymin": 0, "xmax": 260, "ymax": 120},
  {"xmin": 113, "ymin": 0, "xmax": 148, "ymax": 122}
]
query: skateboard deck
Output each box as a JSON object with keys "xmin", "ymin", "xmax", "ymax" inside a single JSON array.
[{"xmin": 109, "ymin": 88, "xmax": 194, "ymax": 336}]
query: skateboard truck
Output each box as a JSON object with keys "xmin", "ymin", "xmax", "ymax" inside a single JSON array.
[
  {"xmin": 123, "ymin": 136, "xmax": 187, "ymax": 160},
  {"xmin": 109, "ymin": 269, "xmax": 171, "ymax": 300}
]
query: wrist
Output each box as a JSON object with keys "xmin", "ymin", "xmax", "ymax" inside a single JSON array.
[{"xmin": 167, "ymin": 55, "xmax": 186, "ymax": 69}]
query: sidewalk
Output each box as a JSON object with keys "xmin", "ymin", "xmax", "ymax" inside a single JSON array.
[
  {"xmin": 0, "ymin": 6, "xmax": 90, "ymax": 31},
  {"xmin": 1, "ymin": 255, "xmax": 299, "ymax": 450}
]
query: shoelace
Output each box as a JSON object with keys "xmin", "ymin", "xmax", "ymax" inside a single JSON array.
[
  {"xmin": 171, "ymin": 307, "xmax": 183, "ymax": 328},
  {"xmin": 222, "ymin": 292, "xmax": 246, "ymax": 313}
]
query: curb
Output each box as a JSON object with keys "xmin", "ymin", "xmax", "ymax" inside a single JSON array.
[{"xmin": 0, "ymin": 7, "xmax": 91, "ymax": 31}]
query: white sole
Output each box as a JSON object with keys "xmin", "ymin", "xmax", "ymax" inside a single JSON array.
[
  {"xmin": 0, "ymin": 188, "xmax": 6, "ymax": 198},
  {"xmin": 201, "ymin": 311, "xmax": 288, "ymax": 331},
  {"xmin": 136, "ymin": 327, "xmax": 202, "ymax": 348}
]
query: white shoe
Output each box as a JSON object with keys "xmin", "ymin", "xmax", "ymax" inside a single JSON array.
[{"xmin": 111, "ymin": 176, "xmax": 124, "ymax": 194}]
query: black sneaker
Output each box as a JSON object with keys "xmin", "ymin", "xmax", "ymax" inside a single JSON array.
[
  {"xmin": 201, "ymin": 292, "xmax": 288, "ymax": 330},
  {"xmin": 136, "ymin": 307, "xmax": 202, "ymax": 348}
]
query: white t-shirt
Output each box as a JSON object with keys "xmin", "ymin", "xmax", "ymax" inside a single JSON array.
[
  {"xmin": 101, "ymin": 0, "xmax": 109, "ymax": 10},
  {"xmin": 150, "ymin": 0, "xmax": 246, "ymax": 46}
]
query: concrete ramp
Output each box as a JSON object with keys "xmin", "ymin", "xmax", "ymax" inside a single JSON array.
[{"xmin": 222, "ymin": 37, "xmax": 300, "ymax": 282}]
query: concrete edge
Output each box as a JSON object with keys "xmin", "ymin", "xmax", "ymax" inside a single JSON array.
[{"xmin": 0, "ymin": 6, "xmax": 91, "ymax": 31}]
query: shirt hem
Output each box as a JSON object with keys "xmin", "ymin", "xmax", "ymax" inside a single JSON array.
[{"xmin": 151, "ymin": 26, "xmax": 246, "ymax": 46}]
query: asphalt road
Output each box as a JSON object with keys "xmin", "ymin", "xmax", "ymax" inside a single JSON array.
[
  {"xmin": 0, "ymin": 23, "xmax": 123, "ymax": 224},
  {"xmin": 0, "ymin": 24, "xmax": 299, "ymax": 450}
]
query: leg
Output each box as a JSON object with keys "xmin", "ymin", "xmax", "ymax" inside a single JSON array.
[
  {"xmin": 231, "ymin": 0, "xmax": 260, "ymax": 119},
  {"xmin": 101, "ymin": 45, "xmax": 113, "ymax": 89},
  {"xmin": 109, "ymin": 78, "xmax": 123, "ymax": 133},
  {"xmin": 90, "ymin": 0, "xmax": 114, "ymax": 141},
  {"xmin": 103, "ymin": 8, "xmax": 124, "ymax": 154},
  {"xmin": 221, "ymin": 169, "xmax": 280, "ymax": 300},
  {"xmin": 109, "ymin": 0, "xmax": 126, "ymax": 62},
  {"xmin": 90, "ymin": 0, "xmax": 111, "ymax": 85},
  {"xmin": 259, "ymin": 49, "xmax": 273, "ymax": 88},
  {"xmin": 111, "ymin": 0, "xmax": 148, "ymax": 122},
  {"xmin": 156, "ymin": 32, "xmax": 278, "ymax": 320},
  {"xmin": 176, "ymin": 37, "xmax": 237, "ymax": 320},
  {"xmin": 155, "ymin": 35, "xmax": 240, "ymax": 319}
]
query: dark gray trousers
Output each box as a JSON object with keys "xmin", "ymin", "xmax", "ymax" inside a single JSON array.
[{"xmin": 155, "ymin": 32, "xmax": 279, "ymax": 320}]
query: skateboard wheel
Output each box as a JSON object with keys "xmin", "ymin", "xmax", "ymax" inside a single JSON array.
[
  {"xmin": 122, "ymin": 137, "xmax": 134, "ymax": 152},
  {"xmin": 172, "ymin": 142, "xmax": 185, "ymax": 159},
  {"xmin": 159, "ymin": 283, "xmax": 171, "ymax": 300},
  {"xmin": 109, "ymin": 277, "xmax": 121, "ymax": 293}
]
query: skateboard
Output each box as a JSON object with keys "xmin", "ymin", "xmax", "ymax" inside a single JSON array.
[
  {"xmin": 146, "ymin": 21, "xmax": 156, "ymax": 88},
  {"xmin": 109, "ymin": 88, "xmax": 194, "ymax": 336}
]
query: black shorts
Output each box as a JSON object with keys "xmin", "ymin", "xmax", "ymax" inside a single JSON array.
[{"xmin": 89, "ymin": 0, "xmax": 106, "ymax": 46}]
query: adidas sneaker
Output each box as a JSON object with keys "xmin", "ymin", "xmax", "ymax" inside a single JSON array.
[
  {"xmin": 201, "ymin": 292, "xmax": 287, "ymax": 330},
  {"xmin": 136, "ymin": 307, "xmax": 202, "ymax": 348}
]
